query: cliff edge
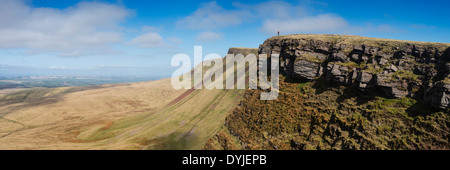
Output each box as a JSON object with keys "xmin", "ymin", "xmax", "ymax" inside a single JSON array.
[
  {"xmin": 204, "ymin": 34, "xmax": 450, "ymax": 150},
  {"xmin": 260, "ymin": 34, "xmax": 450, "ymax": 109}
]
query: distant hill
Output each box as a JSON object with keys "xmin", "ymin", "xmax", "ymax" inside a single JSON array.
[{"xmin": 0, "ymin": 76, "xmax": 158, "ymax": 90}]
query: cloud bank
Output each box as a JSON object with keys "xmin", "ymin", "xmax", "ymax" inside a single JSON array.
[
  {"xmin": 261, "ymin": 14, "xmax": 349, "ymax": 34},
  {"xmin": 177, "ymin": 1, "xmax": 397, "ymax": 36},
  {"xmin": 0, "ymin": 0, "xmax": 132, "ymax": 57},
  {"xmin": 129, "ymin": 32, "xmax": 165, "ymax": 48},
  {"xmin": 176, "ymin": 1, "xmax": 249, "ymax": 30},
  {"xmin": 196, "ymin": 31, "xmax": 223, "ymax": 42}
]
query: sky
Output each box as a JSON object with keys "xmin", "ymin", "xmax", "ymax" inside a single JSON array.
[{"xmin": 0, "ymin": 0, "xmax": 449, "ymax": 78}]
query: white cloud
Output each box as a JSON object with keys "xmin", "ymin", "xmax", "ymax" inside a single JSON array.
[
  {"xmin": 0, "ymin": 0, "xmax": 132, "ymax": 56},
  {"xmin": 261, "ymin": 14, "xmax": 349, "ymax": 34},
  {"xmin": 176, "ymin": 1, "xmax": 346, "ymax": 34},
  {"xmin": 179, "ymin": 1, "xmax": 398, "ymax": 36},
  {"xmin": 141, "ymin": 26, "xmax": 159, "ymax": 32},
  {"xmin": 176, "ymin": 1, "xmax": 249, "ymax": 30},
  {"xmin": 233, "ymin": 1, "xmax": 307, "ymax": 19},
  {"xmin": 129, "ymin": 32, "xmax": 165, "ymax": 48},
  {"xmin": 196, "ymin": 31, "xmax": 223, "ymax": 42},
  {"xmin": 167, "ymin": 37, "xmax": 183, "ymax": 44}
]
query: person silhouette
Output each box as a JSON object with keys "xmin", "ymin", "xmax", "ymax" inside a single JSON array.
[{"xmin": 277, "ymin": 30, "xmax": 279, "ymax": 36}]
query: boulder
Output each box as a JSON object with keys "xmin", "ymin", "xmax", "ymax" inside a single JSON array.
[
  {"xmin": 378, "ymin": 58, "xmax": 389, "ymax": 65},
  {"xmin": 426, "ymin": 81, "xmax": 450, "ymax": 109},
  {"xmin": 292, "ymin": 59, "xmax": 321, "ymax": 80},
  {"xmin": 354, "ymin": 45, "xmax": 364, "ymax": 51},
  {"xmin": 364, "ymin": 46, "xmax": 379, "ymax": 55},
  {"xmin": 351, "ymin": 53, "xmax": 360, "ymax": 62},
  {"xmin": 375, "ymin": 74, "xmax": 408, "ymax": 98},
  {"xmin": 355, "ymin": 71, "xmax": 373, "ymax": 90},
  {"xmin": 326, "ymin": 63, "xmax": 353, "ymax": 84},
  {"xmin": 332, "ymin": 52, "xmax": 348, "ymax": 62}
]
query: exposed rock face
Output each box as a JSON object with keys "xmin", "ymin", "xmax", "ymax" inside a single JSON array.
[
  {"xmin": 293, "ymin": 59, "xmax": 321, "ymax": 80},
  {"xmin": 426, "ymin": 81, "xmax": 450, "ymax": 109},
  {"xmin": 259, "ymin": 34, "xmax": 450, "ymax": 109}
]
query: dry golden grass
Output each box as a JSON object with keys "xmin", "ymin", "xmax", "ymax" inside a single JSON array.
[
  {"xmin": 0, "ymin": 88, "xmax": 26, "ymax": 98},
  {"xmin": 0, "ymin": 78, "xmax": 187, "ymax": 150},
  {"xmin": 0, "ymin": 55, "xmax": 248, "ymax": 150},
  {"xmin": 78, "ymin": 56, "xmax": 248, "ymax": 150},
  {"xmin": 228, "ymin": 47, "xmax": 259, "ymax": 56}
]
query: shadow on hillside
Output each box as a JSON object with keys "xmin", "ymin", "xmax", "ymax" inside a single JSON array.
[
  {"xmin": 308, "ymin": 75, "xmax": 376, "ymax": 106},
  {"xmin": 405, "ymin": 101, "xmax": 440, "ymax": 118},
  {"xmin": 281, "ymin": 73, "xmax": 310, "ymax": 83},
  {"xmin": 143, "ymin": 131, "xmax": 201, "ymax": 150},
  {"xmin": 335, "ymin": 87, "xmax": 377, "ymax": 106},
  {"xmin": 311, "ymin": 76, "xmax": 334, "ymax": 95}
]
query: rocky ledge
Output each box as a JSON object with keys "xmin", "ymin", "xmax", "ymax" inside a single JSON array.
[{"xmin": 259, "ymin": 34, "xmax": 450, "ymax": 109}]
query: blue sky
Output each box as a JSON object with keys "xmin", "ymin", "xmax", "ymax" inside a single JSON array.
[{"xmin": 0, "ymin": 0, "xmax": 449, "ymax": 77}]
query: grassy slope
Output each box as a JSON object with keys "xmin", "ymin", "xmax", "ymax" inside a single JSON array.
[
  {"xmin": 0, "ymin": 55, "xmax": 250, "ymax": 150},
  {"xmin": 86, "ymin": 88, "xmax": 245, "ymax": 150},
  {"xmin": 88, "ymin": 57, "xmax": 252, "ymax": 150},
  {"xmin": 0, "ymin": 79, "xmax": 187, "ymax": 149}
]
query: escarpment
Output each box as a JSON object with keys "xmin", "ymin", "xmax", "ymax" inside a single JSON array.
[
  {"xmin": 204, "ymin": 34, "xmax": 450, "ymax": 150},
  {"xmin": 260, "ymin": 34, "xmax": 450, "ymax": 109}
]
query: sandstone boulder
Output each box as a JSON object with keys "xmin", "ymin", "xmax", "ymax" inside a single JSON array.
[
  {"xmin": 292, "ymin": 58, "xmax": 321, "ymax": 80},
  {"xmin": 374, "ymin": 74, "xmax": 408, "ymax": 98},
  {"xmin": 426, "ymin": 81, "xmax": 450, "ymax": 109}
]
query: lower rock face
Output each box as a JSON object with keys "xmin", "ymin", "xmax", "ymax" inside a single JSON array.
[
  {"xmin": 293, "ymin": 59, "xmax": 321, "ymax": 80},
  {"xmin": 374, "ymin": 74, "xmax": 409, "ymax": 98},
  {"xmin": 426, "ymin": 81, "xmax": 450, "ymax": 109},
  {"xmin": 259, "ymin": 34, "xmax": 450, "ymax": 109},
  {"xmin": 355, "ymin": 71, "xmax": 373, "ymax": 90},
  {"xmin": 206, "ymin": 76, "xmax": 450, "ymax": 150},
  {"xmin": 326, "ymin": 63, "xmax": 354, "ymax": 85}
]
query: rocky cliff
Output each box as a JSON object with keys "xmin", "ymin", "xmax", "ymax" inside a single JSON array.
[
  {"xmin": 204, "ymin": 34, "xmax": 450, "ymax": 150},
  {"xmin": 260, "ymin": 34, "xmax": 450, "ymax": 109}
]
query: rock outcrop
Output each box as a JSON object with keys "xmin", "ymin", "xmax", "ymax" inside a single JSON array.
[{"xmin": 259, "ymin": 34, "xmax": 450, "ymax": 109}]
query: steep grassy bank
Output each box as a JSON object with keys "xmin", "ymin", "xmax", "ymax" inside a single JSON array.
[
  {"xmin": 205, "ymin": 75, "xmax": 449, "ymax": 150},
  {"xmin": 0, "ymin": 48, "xmax": 255, "ymax": 150}
]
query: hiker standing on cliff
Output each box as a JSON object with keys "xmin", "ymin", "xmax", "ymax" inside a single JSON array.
[{"xmin": 277, "ymin": 30, "xmax": 279, "ymax": 36}]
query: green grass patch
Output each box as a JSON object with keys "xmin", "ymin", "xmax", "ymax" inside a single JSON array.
[{"xmin": 389, "ymin": 70, "xmax": 420, "ymax": 82}]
